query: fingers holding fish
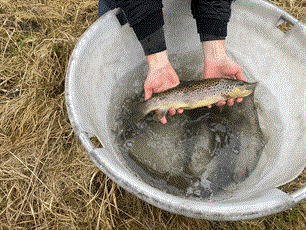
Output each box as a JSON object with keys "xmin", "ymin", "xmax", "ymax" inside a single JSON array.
[
  {"xmin": 227, "ymin": 98, "xmax": 235, "ymax": 106},
  {"xmin": 155, "ymin": 107, "xmax": 184, "ymax": 124},
  {"xmin": 216, "ymin": 100, "xmax": 227, "ymax": 107},
  {"xmin": 224, "ymin": 97, "xmax": 244, "ymax": 107},
  {"xmin": 159, "ymin": 116, "xmax": 167, "ymax": 124},
  {"xmin": 177, "ymin": 108, "xmax": 184, "ymax": 114},
  {"xmin": 144, "ymin": 62, "xmax": 182, "ymax": 122},
  {"xmin": 140, "ymin": 78, "xmax": 257, "ymax": 124},
  {"xmin": 144, "ymin": 83, "xmax": 159, "ymax": 100},
  {"xmin": 169, "ymin": 107, "xmax": 176, "ymax": 116},
  {"xmin": 169, "ymin": 107, "xmax": 184, "ymax": 116},
  {"xmin": 228, "ymin": 69, "xmax": 245, "ymax": 105},
  {"xmin": 236, "ymin": 97, "xmax": 243, "ymax": 103},
  {"xmin": 203, "ymin": 48, "xmax": 246, "ymax": 107},
  {"xmin": 227, "ymin": 64, "xmax": 245, "ymax": 105},
  {"xmin": 214, "ymin": 98, "xmax": 241, "ymax": 107},
  {"xmin": 144, "ymin": 77, "xmax": 165, "ymax": 100},
  {"xmin": 234, "ymin": 67, "xmax": 245, "ymax": 81},
  {"xmin": 144, "ymin": 55, "xmax": 180, "ymax": 101}
]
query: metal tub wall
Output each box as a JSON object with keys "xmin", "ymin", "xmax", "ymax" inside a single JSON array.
[{"xmin": 65, "ymin": 0, "xmax": 306, "ymax": 220}]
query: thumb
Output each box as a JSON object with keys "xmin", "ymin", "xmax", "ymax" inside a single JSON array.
[
  {"xmin": 144, "ymin": 86, "xmax": 153, "ymax": 100},
  {"xmin": 235, "ymin": 68, "xmax": 245, "ymax": 81}
]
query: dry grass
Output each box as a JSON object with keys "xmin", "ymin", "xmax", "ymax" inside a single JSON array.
[{"xmin": 0, "ymin": 0, "xmax": 305, "ymax": 229}]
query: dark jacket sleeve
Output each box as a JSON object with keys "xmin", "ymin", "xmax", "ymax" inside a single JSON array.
[
  {"xmin": 115, "ymin": 0, "xmax": 166, "ymax": 56},
  {"xmin": 116, "ymin": 0, "xmax": 234, "ymax": 55},
  {"xmin": 191, "ymin": 0, "xmax": 234, "ymax": 41}
]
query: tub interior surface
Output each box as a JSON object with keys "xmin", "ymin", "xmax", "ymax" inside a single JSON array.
[{"xmin": 65, "ymin": 0, "xmax": 306, "ymax": 218}]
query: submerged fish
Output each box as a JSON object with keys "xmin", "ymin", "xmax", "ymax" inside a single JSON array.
[{"xmin": 137, "ymin": 78, "xmax": 257, "ymax": 119}]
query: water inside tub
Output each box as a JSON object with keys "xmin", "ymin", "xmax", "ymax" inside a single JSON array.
[{"xmin": 107, "ymin": 53, "xmax": 283, "ymax": 200}]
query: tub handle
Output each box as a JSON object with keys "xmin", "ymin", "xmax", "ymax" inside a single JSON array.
[
  {"xmin": 276, "ymin": 15, "xmax": 296, "ymax": 28},
  {"xmin": 78, "ymin": 131, "xmax": 104, "ymax": 155},
  {"xmin": 78, "ymin": 132, "xmax": 96, "ymax": 154},
  {"xmin": 99, "ymin": 0, "xmax": 127, "ymax": 26},
  {"xmin": 291, "ymin": 185, "xmax": 306, "ymax": 203},
  {"xmin": 79, "ymin": 129, "xmax": 306, "ymax": 203},
  {"xmin": 78, "ymin": 129, "xmax": 306, "ymax": 219}
]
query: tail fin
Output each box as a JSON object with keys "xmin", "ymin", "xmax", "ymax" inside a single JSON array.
[{"xmin": 129, "ymin": 101, "xmax": 146, "ymax": 123}]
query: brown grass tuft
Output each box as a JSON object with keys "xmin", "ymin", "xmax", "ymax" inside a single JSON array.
[{"xmin": 0, "ymin": 0, "xmax": 305, "ymax": 229}]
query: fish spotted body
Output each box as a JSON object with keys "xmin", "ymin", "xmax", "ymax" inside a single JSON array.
[{"xmin": 140, "ymin": 78, "xmax": 257, "ymax": 119}]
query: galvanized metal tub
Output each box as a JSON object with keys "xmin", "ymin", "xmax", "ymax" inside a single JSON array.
[{"xmin": 65, "ymin": 0, "xmax": 306, "ymax": 220}]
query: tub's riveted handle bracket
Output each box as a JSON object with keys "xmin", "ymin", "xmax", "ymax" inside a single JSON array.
[
  {"xmin": 78, "ymin": 132, "xmax": 95, "ymax": 155},
  {"xmin": 291, "ymin": 185, "xmax": 306, "ymax": 203},
  {"xmin": 98, "ymin": 0, "xmax": 128, "ymax": 26}
]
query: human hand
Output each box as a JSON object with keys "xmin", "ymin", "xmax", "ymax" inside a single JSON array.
[
  {"xmin": 202, "ymin": 40, "xmax": 245, "ymax": 108},
  {"xmin": 145, "ymin": 51, "xmax": 183, "ymax": 124}
]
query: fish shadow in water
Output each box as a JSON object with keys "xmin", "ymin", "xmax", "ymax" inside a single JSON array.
[
  {"xmin": 115, "ymin": 93, "xmax": 267, "ymax": 199},
  {"xmin": 183, "ymin": 93, "xmax": 267, "ymax": 198}
]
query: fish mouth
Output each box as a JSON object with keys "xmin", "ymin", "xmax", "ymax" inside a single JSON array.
[
  {"xmin": 246, "ymin": 82, "xmax": 258, "ymax": 91},
  {"xmin": 238, "ymin": 82, "xmax": 258, "ymax": 97}
]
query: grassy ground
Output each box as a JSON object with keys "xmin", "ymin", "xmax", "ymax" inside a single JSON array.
[{"xmin": 0, "ymin": 0, "xmax": 305, "ymax": 229}]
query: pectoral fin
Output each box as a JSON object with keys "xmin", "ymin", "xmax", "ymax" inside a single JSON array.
[
  {"xmin": 222, "ymin": 95, "xmax": 231, "ymax": 100},
  {"xmin": 156, "ymin": 109, "xmax": 168, "ymax": 120}
]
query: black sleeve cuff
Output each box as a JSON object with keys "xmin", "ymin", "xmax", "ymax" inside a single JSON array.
[
  {"xmin": 132, "ymin": 9, "xmax": 164, "ymax": 40},
  {"xmin": 139, "ymin": 27, "xmax": 167, "ymax": 56},
  {"xmin": 195, "ymin": 18, "xmax": 228, "ymax": 38},
  {"xmin": 200, "ymin": 34, "xmax": 226, "ymax": 42}
]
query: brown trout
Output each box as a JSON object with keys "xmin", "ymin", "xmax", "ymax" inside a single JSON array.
[{"xmin": 136, "ymin": 78, "xmax": 257, "ymax": 119}]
